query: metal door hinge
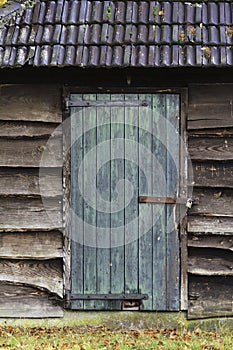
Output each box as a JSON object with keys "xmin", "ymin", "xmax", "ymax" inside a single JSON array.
[
  {"xmin": 66, "ymin": 292, "xmax": 148, "ymax": 301},
  {"xmin": 64, "ymin": 99, "xmax": 149, "ymax": 110}
]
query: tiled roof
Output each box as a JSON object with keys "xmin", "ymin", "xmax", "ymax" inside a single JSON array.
[{"xmin": 0, "ymin": 0, "xmax": 233, "ymax": 68}]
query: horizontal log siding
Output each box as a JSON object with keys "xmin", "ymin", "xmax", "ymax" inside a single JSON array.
[
  {"xmin": 188, "ymin": 276, "xmax": 233, "ymax": 319},
  {"xmin": 0, "ymin": 283, "xmax": 63, "ymax": 318},
  {"xmin": 0, "ymin": 84, "xmax": 63, "ymax": 317},
  {"xmin": 187, "ymin": 84, "xmax": 233, "ymax": 319}
]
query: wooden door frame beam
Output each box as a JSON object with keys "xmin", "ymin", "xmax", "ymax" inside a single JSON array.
[{"xmin": 180, "ymin": 88, "xmax": 189, "ymax": 310}]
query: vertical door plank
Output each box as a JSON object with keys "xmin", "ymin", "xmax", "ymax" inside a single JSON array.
[
  {"xmin": 71, "ymin": 93, "xmax": 84, "ymax": 309},
  {"xmin": 124, "ymin": 94, "xmax": 139, "ymax": 294},
  {"xmin": 96, "ymin": 94, "xmax": 111, "ymax": 309},
  {"xmin": 83, "ymin": 94, "xmax": 97, "ymax": 310},
  {"xmin": 110, "ymin": 94, "xmax": 125, "ymax": 310},
  {"xmin": 152, "ymin": 94, "xmax": 167, "ymax": 310},
  {"xmin": 166, "ymin": 94, "xmax": 180, "ymax": 310},
  {"xmin": 138, "ymin": 94, "xmax": 153, "ymax": 310}
]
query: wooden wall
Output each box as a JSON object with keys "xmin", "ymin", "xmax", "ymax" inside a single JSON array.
[
  {"xmin": 1, "ymin": 81, "xmax": 233, "ymax": 319},
  {"xmin": 187, "ymin": 84, "xmax": 233, "ymax": 319},
  {"xmin": 0, "ymin": 84, "xmax": 63, "ymax": 317}
]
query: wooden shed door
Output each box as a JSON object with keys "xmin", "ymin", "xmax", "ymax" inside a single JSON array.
[{"xmin": 69, "ymin": 93, "xmax": 180, "ymax": 310}]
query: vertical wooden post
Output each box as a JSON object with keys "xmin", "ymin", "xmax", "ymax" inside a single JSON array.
[
  {"xmin": 179, "ymin": 88, "xmax": 188, "ymax": 310},
  {"xmin": 63, "ymin": 88, "xmax": 71, "ymax": 299}
]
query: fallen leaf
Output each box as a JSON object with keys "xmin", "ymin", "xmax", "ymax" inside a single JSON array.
[{"xmin": 214, "ymin": 191, "xmax": 222, "ymax": 198}]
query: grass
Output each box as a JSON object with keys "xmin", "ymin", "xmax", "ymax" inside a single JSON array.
[{"xmin": 0, "ymin": 325, "xmax": 233, "ymax": 349}]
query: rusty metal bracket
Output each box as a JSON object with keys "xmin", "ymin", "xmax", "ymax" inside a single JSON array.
[
  {"xmin": 65, "ymin": 99, "xmax": 149, "ymax": 110},
  {"xmin": 139, "ymin": 196, "xmax": 192, "ymax": 207},
  {"xmin": 66, "ymin": 293, "xmax": 148, "ymax": 301}
]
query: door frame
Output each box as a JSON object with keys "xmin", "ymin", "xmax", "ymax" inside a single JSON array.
[{"xmin": 62, "ymin": 86, "xmax": 188, "ymax": 310}]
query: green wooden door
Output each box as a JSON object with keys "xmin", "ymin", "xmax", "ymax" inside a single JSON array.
[{"xmin": 70, "ymin": 93, "xmax": 180, "ymax": 311}]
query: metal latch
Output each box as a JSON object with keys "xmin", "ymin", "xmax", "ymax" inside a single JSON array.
[
  {"xmin": 139, "ymin": 196, "xmax": 193, "ymax": 208},
  {"xmin": 186, "ymin": 198, "xmax": 193, "ymax": 208}
]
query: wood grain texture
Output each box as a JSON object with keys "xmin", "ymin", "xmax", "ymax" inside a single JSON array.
[
  {"xmin": 0, "ymin": 121, "xmax": 61, "ymax": 138},
  {"xmin": 69, "ymin": 93, "xmax": 181, "ymax": 311},
  {"xmin": 96, "ymin": 94, "xmax": 111, "ymax": 310},
  {"xmin": 190, "ymin": 161, "xmax": 233, "ymax": 188},
  {"xmin": 70, "ymin": 94, "xmax": 84, "ymax": 309},
  {"xmin": 0, "ymin": 283, "xmax": 63, "ymax": 318},
  {"xmin": 0, "ymin": 259, "xmax": 63, "ymax": 297},
  {"xmin": 188, "ymin": 249, "xmax": 233, "ymax": 276},
  {"xmin": 188, "ymin": 234, "xmax": 233, "ymax": 251},
  {"xmin": 165, "ymin": 94, "xmax": 180, "ymax": 311},
  {"xmin": 110, "ymin": 94, "xmax": 125, "ymax": 308},
  {"xmin": 189, "ymin": 128, "xmax": 233, "ymax": 137},
  {"xmin": 0, "ymin": 231, "xmax": 63, "ymax": 259},
  {"xmin": 190, "ymin": 188, "xmax": 233, "ymax": 217},
  {"xmin": 0, "ymin": 168, "xmax": 62, "ymax": 196},
  {"xmin": 189, "ymin": 300, "xmax": 233, "ymax": 319},
  {"xmin": 0, "ymin": 137, "xmax": 62, "ymax": 167},
  {"xmin": 0, "ymin": 197, "xmax": 62, "ymax": 231},
  {"xmin": 188, "ymin": 84, "xmax": 233, "ymax": 130},
  {"xmin": 124, "ymin": 94, "xmax": 139, "ymax": 299},
  {"xmin": 180, "ymin": 218, "xmax": 188, "ymax": 310},
  {"xmin": 188, "ymin": 216, "xmax": 233, "ymax": 234},
  {"xmin": 188, "ymin": 276, "xmax": 233, "ymax": 319},
  {"xmin": 189, "ymin": 137, "xmax": 233, "ymax": 161},
  {"xmin": 0, "ymin": 84, "xmax": 61, "ymax": 123},
  {"xmin": 63, "ymin": 106, "xmax": 71, "ymax": 297},
  {"xmin": 82, "ymin": 94, "xmax": 97, "ymax": 310},
  {"xmin": 179, "ymin": 90, "xmax": 188, "ymax": 311},
  {"xmin": 139, "ymin": 93, "xmax": 153, "ymax": 310}
]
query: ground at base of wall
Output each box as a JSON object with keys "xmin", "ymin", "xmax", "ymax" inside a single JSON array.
[{"xmin": 0, "ymin": 312, "xmax": 233, "ymax": 331}]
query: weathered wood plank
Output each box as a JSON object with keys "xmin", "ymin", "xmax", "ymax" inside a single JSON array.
[
  {"xmin": 0, "ymin": 84, "xmax": 61, "ymax": 123},
  {"xmin": 189, "ymin": 137, "xmax": 233, "ymax": 161},
  {"xmin": 0, "ymin": 137, "xmax": 62, "ymax": 167},
  {"xmin": 189, "ymin": 276, "xmax": 233, "ymax": 301},
  {"xmin": 124, "ymin": 94, "xmax": 139, "ymax": 295},
  {"xmin": 152, "ymin": 94, "xmax": 167, "ymax": 310},
  {"xmin": 188, "ymin": 104, "xmax": 233, "ymax": 130},
  {"xmin": 110, "ymin": 94, "xmax": 125, "ymax": 310},
  {"xmin": 70, "ymin": 94, "xmax": 83, "ymax": 309},
  {"xmin": 0, "ymin": 168, "xmax": 62, "ymax": 196},
  {"xmin": 0, "ymin": 121, "xmax": 60, "ymax": 138},
  {"xmin": 180, "ymin": 90, "xmax": 188, "ymax": 311},
  {"xmin": 190, "ymin": 161, "xmax": 233, "ymax": 188},
  {"xmin": 189, "ymin": 84, "xmax": 233, "ymax": 104},
  {"xmin": 180, "ymin": 218, "xmax": 188, "ymax": 310},
  {"xmin": 165, "ymin": 94, "xmax": 180, "ymax": 311},
  {"xmin": 188, "ymin": 234, "xmax": 233, "ymax": 251},
  {"xmin": 0, "ymin": 231, "xmax": 63, "ymax": 259},
  {"xmin": 190, "ymin": 188, "xmax": 233, "ymax": 217},
  {"xmin": 188, "ymin": 84, "xmax": 233, "ymax": 130},
  {"xmin": 0, "ymin": 259, "xmax": 63, "ymax": 297},
  {"xmin": 139, "ymin": 93, "xmax": 153, "ymax": 310},
  {"xmin": 188, "ymin": 249, "xmax": 233, "ymax": 276},
  {"xmin": 83, "ymin": 94, "xmax": 97, "ymax": 310},
  {"xmin": 189, "ymin": 128, "xmax": 233, "ymax": 137},
  {"xmin": 188, "ymin": 216, "xmax": 233, "ymax": 234},
  {"xmin": 0, "ymin": 283, "xmax": 63, "ymax": 318},
  {"xmin": 189, "ymin": 300, "xmax": 233, "ymax": 319},
  {"xmin": 0, "ymin": 197, "xmax": 62, "ymax": 231},
  {"xmin": 96, "ymin": 94, "xmax": 111, "ymax": 309},
  {"xmin": 188, "ymin": 276, "xmax": 233, "ymax": 319}
]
